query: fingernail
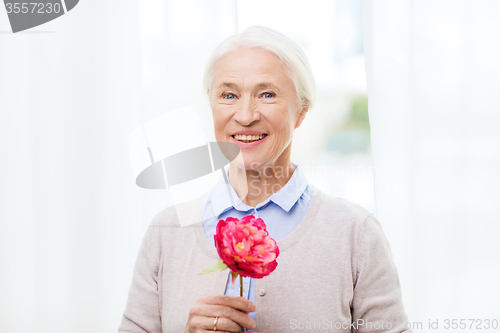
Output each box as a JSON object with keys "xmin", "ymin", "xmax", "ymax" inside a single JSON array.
[{"xmin": 249, "ymin": 303, "xmax": 257, "ymax": 312}]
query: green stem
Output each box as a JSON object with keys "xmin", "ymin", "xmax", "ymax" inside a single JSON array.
[{"xmin": 240, "ymin": 274, "xmax": 243, "ymax": 297}]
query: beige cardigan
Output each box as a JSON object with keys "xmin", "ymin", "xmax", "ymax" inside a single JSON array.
[{"xmin": 118, "ymin": 186, "xmax": 412, "ymax": 333}]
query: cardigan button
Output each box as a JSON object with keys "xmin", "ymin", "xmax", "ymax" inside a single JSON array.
[{"xmin": 259, "ymin": 289, "xmax": 266, "ymax": 296}]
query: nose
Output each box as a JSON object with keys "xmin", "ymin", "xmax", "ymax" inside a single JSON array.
[{"xmin": 234, "ymin": 96, "xmax": 260, "ymax": 126}]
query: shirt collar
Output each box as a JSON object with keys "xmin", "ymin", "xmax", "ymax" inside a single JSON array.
[{"xmin": 209, "ymin": 162, "xmax": 309, "ymax": 217}]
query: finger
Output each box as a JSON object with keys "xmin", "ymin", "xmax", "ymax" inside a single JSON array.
[
  {"xmin": 199, "ymin": 295, "xmax": 257, "ymax": 313},
  {"xmin": 197, "ymin": 315, "xmax": 242, "ymax": 332},
  {"xmin": 192, "ymin": 304, "xmax": 256, "ymax": 330}
]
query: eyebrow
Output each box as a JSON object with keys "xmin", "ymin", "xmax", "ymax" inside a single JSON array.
[
  {"xmin": 256, "ymin": 82, "xmax": 280, "ymax": 90},
  {"xmin": 216, "ymin": 81, "xmax": 281, "ymax": 90},
  {"xmin": 217, "ymin": 82, "xmax": 238, "ymax": 89}
]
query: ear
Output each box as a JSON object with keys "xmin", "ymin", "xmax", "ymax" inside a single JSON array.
[{"xmin": 294, "ymin": 104, "xmax": 309, "ymax": 129}]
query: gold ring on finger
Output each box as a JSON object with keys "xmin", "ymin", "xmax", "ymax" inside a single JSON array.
[{"xmin": 213, "ymin": 317, "xmax": 219, "ymax": 331}]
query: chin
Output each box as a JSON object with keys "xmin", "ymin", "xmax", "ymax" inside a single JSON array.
[{"xmin": 231, "ymin": 154, "xmax": 265, "ymax": 171}]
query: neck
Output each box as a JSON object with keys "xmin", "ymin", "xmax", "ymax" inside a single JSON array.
[{"xmin": 228, "ymin": 157, "xmax": 295, "ymax": 207}]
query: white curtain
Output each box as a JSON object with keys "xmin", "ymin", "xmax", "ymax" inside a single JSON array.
[
  {"xmin": 0, "ymin": 1, "xmax": 236, "ymax": 332},
  {"xmin": 364, "ymin": 0, "xmax": 500, "ymax": 328}
]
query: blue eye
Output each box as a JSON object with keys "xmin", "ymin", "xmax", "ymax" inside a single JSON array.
[
  {"xmin": 224, "ymin": 93, "xmax": 236, "ymax": 100},
  {"xmin": 263, "ymin": 92, "xmax": 274, "ymax": 98}
]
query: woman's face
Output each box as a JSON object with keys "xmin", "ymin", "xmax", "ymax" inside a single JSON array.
[{"xmin": 210, "ymin": 47, "xmax": 307, "ymax": 171}]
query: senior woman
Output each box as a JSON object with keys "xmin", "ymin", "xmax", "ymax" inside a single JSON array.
[{"xmin": 118, "ymin": 26, "xmax": 411, "ymax": 333}]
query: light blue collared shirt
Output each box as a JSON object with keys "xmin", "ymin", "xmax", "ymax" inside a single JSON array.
[{"xmin": 201, "ymin": 163, "xmax": 312, "ymax": 330}]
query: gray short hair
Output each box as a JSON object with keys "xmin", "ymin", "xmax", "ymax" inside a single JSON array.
[{"xmin": 203, "ymin": 25, "xmax": 316, "ymax": 110}]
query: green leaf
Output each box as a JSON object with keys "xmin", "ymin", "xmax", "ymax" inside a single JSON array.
[{"xmin": 198, "ymin": 259, "xmax": 228, "ymax": 275}]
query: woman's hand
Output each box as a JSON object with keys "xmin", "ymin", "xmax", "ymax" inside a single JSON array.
[{"xmin": 183, "ymin": 295, "xmax": 257, "ymax": 332}]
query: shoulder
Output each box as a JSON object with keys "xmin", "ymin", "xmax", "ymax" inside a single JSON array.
[
  {"xmin": 149, "ymin": 191, "xmax": 209, "ymax": 228},
  {"xmin": 138, "ymin": 192, "xmax": 209, "ymax": 259},
  {"xmin": 139, "ymin": 192, "xmax": 208, "ymax": 251},
  {"xmin": 310, "ymin": 185, "xmax": 374, "ymax": 227},
  {"xmin": 311, "ymin": 187, "xmax": 390, "ymax": 247},
  {"xmin": 309, "ymin": 186, "xmax": 393, "ymax": 285},
  {"xmin": 300, "ymin": 186, "xmax": 378, "ymax": 260}
]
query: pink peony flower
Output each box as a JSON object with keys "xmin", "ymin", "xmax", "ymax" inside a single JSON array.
[{"xmin": 214, "ymin": 215, "xmax": 280, "ymax": 279}]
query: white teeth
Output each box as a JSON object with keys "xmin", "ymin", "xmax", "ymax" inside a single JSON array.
[{"xmin": 233, "ymin": 134, "xmax": 266, "ymax": 142}]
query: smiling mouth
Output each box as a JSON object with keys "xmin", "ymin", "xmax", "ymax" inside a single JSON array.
[{"xmin": 232, "ymin": 134, "xmax": 268, "ymax": 143}]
